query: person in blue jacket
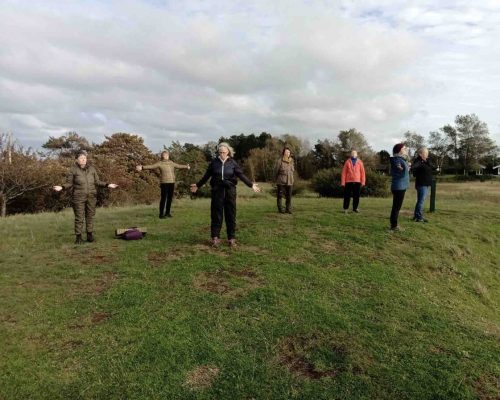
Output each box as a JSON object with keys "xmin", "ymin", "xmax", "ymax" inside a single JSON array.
[
  {"xmin": 190, "ymin": 142, "xmax": 260, "ymax": 247},
  {"xmin": 389, "ymin": 143, "xmax": 410, "ymax": 231}
]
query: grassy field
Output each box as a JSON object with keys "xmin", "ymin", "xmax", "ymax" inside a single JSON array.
[{"xmin": 1, "ymin": 181, "xmax": 499, "ymax": 399}]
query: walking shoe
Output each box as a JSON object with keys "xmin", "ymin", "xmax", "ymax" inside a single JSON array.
[
  {"xmin": 75, "ymin": 234, "xmax": 84, "ymax": 244},
  {"xmin": 285, "ymin": 210, "xmax": 292, "ymax": 214},
  {"xmin": 166, "ymin": 213, "xmax": 173, "ymax": 218},
  {"xmin": 343, "ymin": 209, "xmax": 349, "ymax": 214},
  {"xmin": 389, "ymin": 226, "xmax": 405, "ymax": 232},
  {"xmin": 159, "ymin": 214, "xmax": 166, "ymax": 219},
  {"xmin": 228, "ymin": 239, "xmax": 237, "ymax": 247},
  {"xmin": 415, "ymin": 218, "xmax": 428, "ymax": 223},
  {"xmin": 210, "ymin": 237, "xmax": 221, "ymax": 248},
  {"xmin": 86, "ymin": 232, "xmax": 94, "ymax": 243},
  {"xmin": 353, "ymin": 209, "xmax": 360, "ymax": 213},
  {"xmin": 278, "ymin": 209, "xmax": 285, "ymax": 214}
]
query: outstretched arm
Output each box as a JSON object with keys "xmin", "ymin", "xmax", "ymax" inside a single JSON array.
[
  {"xmin": 191, "ymin": 162, "xmax": 212, "ymax": 193},
  {"xmin": 173, "ymin": 162, "xmax": 190, "ymax": 170},
  {"xmin": 141, "ymin": 162, "xmax": 160, "ymax": 171},
  {"xmin": 234, "ymin": 162, "xmax": 260, "ymax": 192}
]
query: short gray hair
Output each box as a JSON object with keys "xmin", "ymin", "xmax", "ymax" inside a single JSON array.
[
  {"xmin": 218, "ymin": 142, "xmax": 235, "ymax": 158},
  {"xmin": 417, "ymin": 147, "xmax": 428, "ymax": 156}
]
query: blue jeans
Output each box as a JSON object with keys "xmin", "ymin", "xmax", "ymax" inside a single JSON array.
[{"xmin": 414, "ymin": 186, "xmax": 429, "ymax": 220}]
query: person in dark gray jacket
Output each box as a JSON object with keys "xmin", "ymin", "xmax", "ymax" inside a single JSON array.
[
  {"xmin": 190, "ymin": 142, "xmax": 260, "ymax": 247},
  {"xmin": 411, "ymin": 147, "xmax": 437, "ymax": 223}
]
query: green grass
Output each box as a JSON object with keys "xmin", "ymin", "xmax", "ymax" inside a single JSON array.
[{"xmin": 1, "ymin": 181, "xmax": 499, "ymax": 399}]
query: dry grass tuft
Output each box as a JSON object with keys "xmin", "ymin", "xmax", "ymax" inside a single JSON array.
[{"xmin": 184, "ymin": 365, "xmax": 220, "ymax": 391}]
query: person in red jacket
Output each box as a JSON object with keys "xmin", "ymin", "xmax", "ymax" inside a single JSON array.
[{"xmin": 341, "ymin": 150, "xmax": 366, "ymax": 213}]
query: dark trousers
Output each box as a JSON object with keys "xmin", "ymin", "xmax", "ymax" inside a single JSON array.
[
  {"xmin": 277, "ymin": 184, "xmax": 292, "ymax": 211},
  {"xmin": 211, "ymin": 185, "xmax": 237, "ymax": 239},
  {"xmin": 160, "ymin": 183, "xmax": 175, "ymax": 216},
  {"xmin": 73, "ymin": 195, "xmax": 97, "ymax": 235},
  {"xmin": 343, "ymin": 182, "xmax": 361, "ymax": 210},
  {"xmin": 390, "ymin": 190, "xmax": 406, "ymax": 228}
]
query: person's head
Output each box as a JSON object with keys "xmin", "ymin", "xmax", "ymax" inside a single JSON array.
[
  {"xmin": 217, "ymin": 142, "xmax": 234, "ymax": 160},
  {"xmin": 75, "ymin": 150, "xmax": 88, "ymax": 167},
  {"xmin": 161, "ymin": 151, "xmax": 170, "ymax": 160},
  {"xmin": 417, "ymin": 147, "xmax": 429, "ymax": 160},
  {"xmin": 392, "ymin": 143, "xmax": 407, "ymax": 156},
  {"xmin": 350, "ymin": 150, "xmax": 358, "ymax": 158},
  {"xmin": 282, "ymin": 147, "xmax": 291, "ymax": 158}
]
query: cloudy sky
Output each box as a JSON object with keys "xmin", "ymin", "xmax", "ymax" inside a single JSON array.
[{"xmin": 1, "ymin": 0, "xmax": 499, "ymax": 152}]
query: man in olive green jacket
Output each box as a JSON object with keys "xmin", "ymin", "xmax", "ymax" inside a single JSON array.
[
  {"xmin": 54, "ymin": 150, "xmax": 118, "ymax": 244},
  {"xmin": 136, "ymin": 151, "xmax": 190, "ymax": 218}
]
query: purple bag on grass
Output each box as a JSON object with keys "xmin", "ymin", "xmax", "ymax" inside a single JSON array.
[{"xmin": 122, "ymin": 228, "xmax": 143, "ymax": 240}]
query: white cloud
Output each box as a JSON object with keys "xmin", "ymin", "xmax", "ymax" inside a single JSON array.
[{"xmin": 0, "ymin": 0, "xmax": 499, "ymax": 152}]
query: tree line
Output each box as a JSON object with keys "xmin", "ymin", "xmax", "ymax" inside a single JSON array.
[{"xmin": 1, "ymin": 113, "xmax": 498, "ymax": 217}]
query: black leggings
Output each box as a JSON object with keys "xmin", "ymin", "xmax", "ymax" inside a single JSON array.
[
  {"xmin": 160, "ymin": 183, "xmax": 175, "ymax": 216},
  {"xmin": 390, "ymin": 190, "xmax": 406, "ymax": 228},
  {"xmin": 211, "ymin": 185, "xmax": 237, "ymax": 239},
  {"xmin": 343, "ymin": 182, "xmax": 361, "ymax": 211}
]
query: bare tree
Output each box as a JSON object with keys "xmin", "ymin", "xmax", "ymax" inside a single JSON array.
[
  {"xmin": 428, "ymin": 131, "xmax": 451, "ymax": 173},
  {"xmin": 0, "ymin": 134, "xmax": 55, "ymax": 217},
  {"xmin": 403, "ymin": 131, "xmax": 426, "ymax": 160}
]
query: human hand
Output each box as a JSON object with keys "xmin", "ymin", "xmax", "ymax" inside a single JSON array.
[
  {"xmin": 53, "ymin": 185, "xmax": 62, "ymax": 192},
  {"xmin": 252, "ymin": 183, "xmax": 261, "ymax": 193},
  {"xmin": 108, "ymin": 183, "xmax": 118, "ymax": 189},
  {"xmin": 190, "ymin": 184, "xmax": 198, "ymax": 193},
  {"xmin": 187, "ymin": 164, "xmax": 191, "ymax": 170},
  {"xmin": 136, "ymin": 165, "xmax": 142, "ymax": 171}
]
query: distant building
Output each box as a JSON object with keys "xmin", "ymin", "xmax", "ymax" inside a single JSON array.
[{"xmin": 475, "ymin": 165, "xmax": 486, "ymax": 175}]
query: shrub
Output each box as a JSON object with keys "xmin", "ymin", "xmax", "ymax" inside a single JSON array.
[{"xmin": 312, "ymin": 168, "xmax": 389, "ymax": 198}]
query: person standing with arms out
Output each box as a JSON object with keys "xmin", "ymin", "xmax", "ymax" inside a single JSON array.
[
  {"xmin": 53, "ymin": 150, "xmax": 118, "ymax": 244},
  {"xmin": 389, "ymin": 143, "xmax": 410, "ymax": 231},
  {"xmin": 136, "ymin": 151, "xmax": 190, "ymax": 218},
  {"xmin": 275, "ymin": 146, "xmax": 294, "ymax": 214},
  {"xmin": 412, "ymin": 147, "xmax": 436, "ymax": 223},
  {"xmin": 341, "ymin": 149, "xmax": 366, "ymax": 213},
  {"xmin": 190, "ymin": 142, "xmax": 260, "ymax": 248}
]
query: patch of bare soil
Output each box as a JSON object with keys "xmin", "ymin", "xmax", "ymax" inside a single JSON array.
[
  {"xmin": 147, "ymin": 248, "xmax": 185, "ymax": 267},
  {"xmin": 69, "ymin": 311, "xmax": 112, "ymax": 329},
  {"xmin": 193, "ymin": 267, "xmax": 264, "ymax": 297},
  {"xmin": 1, "ymin": 314, "xmax": 18, "ymax": 325},
  {"xmin": 80, "ymin": 253, "xmax": 116, "ymax": 266},
  {"xmin": 93, "ymin": 271, "xmax": 118, "ymax": 295},
  {"xmin": 184, "ymin": 365, "xmax": 220, "ymax": 391},
  {"xmin": 62, "ymin": 339, "xmax": 84, "ymax": 349},
  {"xmin": 194, "ymin": 271, "xmax": 230, "ymax": 294},
  {"xmin": 473, "ymin": 374, "xmax": 500, "ymax": 400},
  {"xmin": 278, "ymin": 334, "xmax": 348, "ymax": 380},
  {"xmin": 91, "ymin": 311, "xmax": 111, "ymax": 325},
  {"xmin": 192, "ymin": 243, "xmax": 230, "ymax": 257}
]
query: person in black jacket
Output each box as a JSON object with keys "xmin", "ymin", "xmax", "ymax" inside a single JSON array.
[
  {"xmin": 190, "ymin": 142, "xmax": 260, "ymax": 247},
  {"xmin": 411, "ymin": 147, "xmax": 436, "ymax": 222}
]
